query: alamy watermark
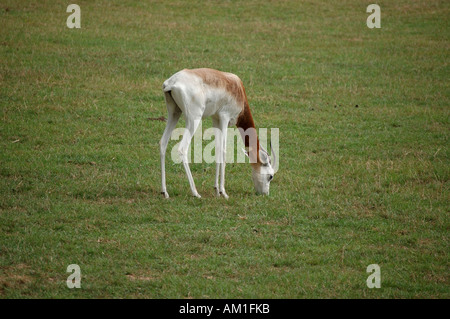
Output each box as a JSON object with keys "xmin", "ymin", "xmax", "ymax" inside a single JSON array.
[
  {"xmin": 366, "ymin": 4, "xmax": 381, "ymax": 29},
  {"xmin": 366, "ymin": 264, "xmax": 381, "ymax": 288},
  {"xmin": 66, "ymin": 264, "xmax": 81, "ymax": 288},
  {"xmin": 66, "ymin": 4, "xmax": 81, "ymax": 29},
  {"xmin": 169, "ymin": 123, "xmax": 279, "ymax": 172}
]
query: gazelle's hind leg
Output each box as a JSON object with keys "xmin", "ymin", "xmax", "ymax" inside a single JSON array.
[
  {"xmin": 168, "ymin": 86, "xmax": 204, "ymax": 198},
  {"xmin": 160, "ymin": 91, "xmax": 181, "ymax": 198},
  {"xmin": 178, "ymin": 116, "xmax": 202, "ymax": 198}
]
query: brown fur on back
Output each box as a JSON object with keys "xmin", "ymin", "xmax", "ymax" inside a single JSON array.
[{"xmin": 186, "ymin": 68, "xmax": 245, "ymax": 105}]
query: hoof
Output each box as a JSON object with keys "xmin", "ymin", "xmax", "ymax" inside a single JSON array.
[
  {"xmin": 193, "ymin": 192, "xmax": 202, "ymax": 198},
  {"xmin": 214, "ymin": 187, "xmax": 220, "ymax": 197},
  {"xmin": 161, "ymin": 191, "xmax": 169, "ymax": 199},
  {"xmin": 219, "ymin": 191, "xmax": 229, "ymax": 200}
]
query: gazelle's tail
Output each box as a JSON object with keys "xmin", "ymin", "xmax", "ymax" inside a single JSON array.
[{"xmin": 162, "ymin": 80, "xmax": 171, "ymax": 92}]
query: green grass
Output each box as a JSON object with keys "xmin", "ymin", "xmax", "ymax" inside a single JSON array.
[{"xmin": 0, "ymin": 0, "xmax": 448, "ymax": 298}]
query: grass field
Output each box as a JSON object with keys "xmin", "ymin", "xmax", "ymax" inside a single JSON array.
[{"xmin": 0, "ymin": 0, "xmax": 448, "ymax": 298}]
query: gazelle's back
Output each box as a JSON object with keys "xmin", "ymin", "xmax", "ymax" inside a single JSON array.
[{"xmin": 163, "ymin": 68, "xmax": 245, "ymax": 123}]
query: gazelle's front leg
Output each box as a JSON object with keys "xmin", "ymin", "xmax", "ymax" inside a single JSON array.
[
  {"xmin": 212, "ymin": 118, "xmax": 221, "ymax": 197},
  {"xmin": 218, "ymin": 116, "xmax": 230, "ymax": 199}
]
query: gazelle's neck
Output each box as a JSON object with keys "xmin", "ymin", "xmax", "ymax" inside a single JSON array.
[{"xmin": 236, "ymin": 90, "xmax": 260, "ymax": 164}]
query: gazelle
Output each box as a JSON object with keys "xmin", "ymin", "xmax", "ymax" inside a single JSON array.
[{"xmin": 159, "ymin": 68, "xmax": 276, "ymax": 198}]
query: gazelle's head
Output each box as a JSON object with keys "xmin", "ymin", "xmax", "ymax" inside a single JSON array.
[{"xmin": 245, "ymin": 144, "xmax": 276, "ymax": 195}]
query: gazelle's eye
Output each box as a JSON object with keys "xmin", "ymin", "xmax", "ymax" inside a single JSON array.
[{"xmin": 268, "ymin": 175, "xmax": 274, "ymax": 182}]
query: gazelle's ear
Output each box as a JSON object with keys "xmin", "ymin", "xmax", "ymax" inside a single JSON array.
[
  {"xmin": 242, "ymin": 148, "xmax": 249, "ymax": 158},
  {"xmin": 259, "ymin": 149, "xmax": 269, "ymax": 165}
]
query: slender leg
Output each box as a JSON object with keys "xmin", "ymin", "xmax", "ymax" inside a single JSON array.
[
  {"xmin": 178, "ymin": 117, "xmax": 202, "ymax": 198},
  {"xmin": 218, "ymin": 116, "xmax": 229, "ymax": 199},
  {"xmin": 160, "ymin": 93, "xmax": 181, "ymax": 198},
  {"xmin": 212, "ymin": 118, "xmax": 221, "ymax": 197}
]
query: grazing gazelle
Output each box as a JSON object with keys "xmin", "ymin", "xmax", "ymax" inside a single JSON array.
[{"xmin": 159, "ymin": 68, "xmax": 276, "ymax": 198}]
